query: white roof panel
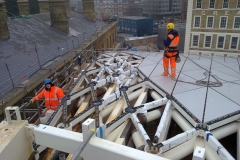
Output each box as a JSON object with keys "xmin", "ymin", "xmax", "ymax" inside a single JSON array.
[{"xmin": 137, "ymin": 52, "xmax": 240, "ymax": 128}]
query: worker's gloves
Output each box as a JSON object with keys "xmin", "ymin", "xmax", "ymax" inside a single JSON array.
[{"xmin": 30, "ymin": 99, "xmax": 34, "ymax": 104}]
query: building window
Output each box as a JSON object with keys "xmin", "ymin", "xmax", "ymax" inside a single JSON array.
[
  {"xmin": 209, "ymin": 0, "xmax": 215, "ymax": 8},
  {"xmin": 196, "ymin": 0, "xmax": 201, "ymax": 8},
  {"xmin": 230, "ymin": 37, "xmax": 238, "ymax": 50},
  {"xmin": 238, "ymin": 0, "xmax": 240, "ymax": 8},
  {"xmin": 207, "ymin": 16, "xmax": 214, "ymax": 28},
  {"xmin": 194, "ymin": 16, "xmax": 201, "ymax": 28},
  {"xmin": 233, "ymin": 17, "xmax": 240, "ymax": 28},
  {"xmin": 205, "ymin": 36, "xmax": 212, "ymax": 48},
  {"xmin": 222, "ymin": 0, "xmax": 229, "ymax": 8},
  {"xmin": 219, "ymin": 17, "xmax": 227, "ymax": 28},
  {"xmin": 192, "ymin": 35, "xmax": 199, "ymax": 47},
  {"xmin": 217, "ymin": 36, "xmax": 225, "ymax": 49}
]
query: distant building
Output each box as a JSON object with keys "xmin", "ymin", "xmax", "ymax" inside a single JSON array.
[
  {"xmin": 118, "ymin": 16, "xmax": 153, "ymax": 36},
  {"xmin": 143, "ymin": 0, "xmax": 182, "ymax": 19},
  {"xmin": 95, "ymin": 0, "xmax": 130, "ymax": 20},
  {"xmin": 180, "ymin": 0, "xmax": 188, "ymax": 22},
  {"xmin": 128, "ymin": 1, "xmax": 143, "ymax": 16},
  {"xmin": 162, "ymin": 17, "xmax": 181, "ymax": 24},
  {"xmin": 70, "ymin": 0, "xmax": 83, "ymax": 13},
  {"xmin": 185, "ymin": 0, "xmax": 240, "ymax": 55}
]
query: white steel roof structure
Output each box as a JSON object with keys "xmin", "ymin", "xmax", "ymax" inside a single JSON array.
[{"xmin": 0, "ymin": 51, "xmax": 239, "ymax": 160}]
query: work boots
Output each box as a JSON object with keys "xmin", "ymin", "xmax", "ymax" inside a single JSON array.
[
  {"xmin": 171, "ymin": 68, "xmax": 176, "ymax": 78},
  {"xmin": 162, "ymin": 68, "xmax": 168, "ymax": 76}
]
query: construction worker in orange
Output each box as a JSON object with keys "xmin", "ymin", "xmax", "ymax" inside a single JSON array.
[
  {"xmin": 162, "ymin": 23, "xmax": 180, "ymax": 78},
  {"xmin": 30, "ymin": 78, "xmax": 65, "ymax": 111}
]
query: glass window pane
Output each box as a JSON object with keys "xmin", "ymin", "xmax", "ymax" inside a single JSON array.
[
  {"xmin": 223, "ymin": 0, "xmax": 229, "ymax": 8},
  {"xmin": 217, "ymin": 37, "xmax": 224, "ymax": 48},
  {"xmin": 220, "ymin": 17, "xmax": 227, "ymax": 28},
  {"xmin": 205, "ymin": 36, "xmax": 211, "ymax": 47},
  {"xmin": 234, "ymin": 17, "xmax": 240, "ymax": 28},
  {"xmin": 193, "ymin": 35, "xmax": 199, "ymax": 46},
  {"xmin": 197, "ymin": 0, "xmax": 201, "ymax": 8},
  {"xmin": 209, "ymin": 0, "xmax": 215, "ymax": 8},
  {"xmin": 231, "ymin": 37, "xmax": 238, "ymax": 49},
  {"xmin": 222, "ymin": 0, "xmax": 229, "ymax": 8},
  {"xmin": 195, "ymin": 17, "xmax": 200, "ymax": 27},
  {"xmin": 207, "ymin": 17, "xmax": 213, "ymax": 28}
]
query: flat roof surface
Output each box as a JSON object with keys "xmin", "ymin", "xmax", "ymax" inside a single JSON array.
[{"xmin": 124, "ymin": 51, "xmax": 240, "ymax": 127}]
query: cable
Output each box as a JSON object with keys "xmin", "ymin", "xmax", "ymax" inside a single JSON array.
[
  {"xmin": 171, "ymin": 54, "xmax": 190, "ymax": 96},
  {"xmin": 147, "ymin": 57, "xmax": 163, "ymax": 78},
  {"xmin": 202, "ymin": 55, "xmax": 213, "ymax": 123},
  {"xmin": 202, "ymin": 55, "xmax": 240, "ymax": 75},
  {"xmin": 236, "ymin": 57, "xmax": 240, "ymax": 72},
  {"xmin": 168, "ymin": 54, "xmax": 222, "ymax": 87}
]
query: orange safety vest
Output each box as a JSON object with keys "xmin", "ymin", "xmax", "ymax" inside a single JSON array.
[
  {"xmin": 167, "ymin": 34, "xmax": 180, "ymax": 49},
  {"xmin": 33, "ymin": 86, "xmax": 65, "ymax": 110}
]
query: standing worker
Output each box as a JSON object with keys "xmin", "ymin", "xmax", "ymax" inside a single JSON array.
[
  {"xmin": 162, "ymin": 23, "xmax": 180, "ymax": 78},
  {"xmin": 30, "ymin": 78, "xmax": 65, "ymax": 111}
]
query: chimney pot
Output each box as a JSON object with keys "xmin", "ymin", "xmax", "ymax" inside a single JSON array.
[
  {"xmin": 0, "ymin": 0, "xmax": 10, "ymax": 40},
  {"xmin": 48, "ymin": 0, "xmax": 69, "ymax": 33}
]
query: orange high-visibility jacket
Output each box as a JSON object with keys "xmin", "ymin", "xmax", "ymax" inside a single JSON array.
[
  {"xmin": 167, "ymin": 34, "xmax": 180, "ymax": 48},
  {"xmin": 33, "ymin": 86, "xmax": 65, "ymax": 110}
]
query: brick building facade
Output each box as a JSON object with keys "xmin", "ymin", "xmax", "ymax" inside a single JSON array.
[{"xmin": 185, "ymin": 0, "xmax": 240, "ymax": 55}]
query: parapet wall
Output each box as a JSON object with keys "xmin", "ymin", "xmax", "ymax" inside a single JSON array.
[{"xmin": 125, "ymin": 35, "xmax": 157, "ymax": 47}]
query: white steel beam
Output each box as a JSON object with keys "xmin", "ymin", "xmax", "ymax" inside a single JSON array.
[
  {"xmin": 34, "ymin": 124, "xmax": 168, "ymax": 160},
  {"xmin": 211, "ymin": 122, "xmax": 238, "ymax": 140},
  {"xmin": 154, "ymin": 100, "xmax": 172, "ymax": 142},
  {"xmin": 160, "ymin": 128, "xmax": 197, "ymax": 153},
  {"xmin": 131, "ymin": 113, "xmax": 150, "ymax": 145},
  {"xmin": 205, "ymin": 131, "xmax": 235, "ymax": 160},
  {"xmin": 237, "ymin": 121, "xmax": 240, "ymax": 160},
  {"xmin": 161, "ymin": 137, "xmax": 196, "ymax": 159},
  {"xmin": 171, "ymin": 109, "xmax": 193, "ymax": 131},
  {"xmin": 68, "ymin": 87, "xmax": 91, "ymax": 105},
  {"xmin": 69, "ymin": 107, "xmax": 95, "ymax": 127},
  {"xmin": 86, "ymin": 68, "xmax": 102, "ymax": 75}
]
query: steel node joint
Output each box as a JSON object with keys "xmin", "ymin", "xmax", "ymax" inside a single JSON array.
[
  {"xmin": 166, "ymin": 94, "xmax": 173, "ymax": 100},
  {"xmin": 92, "ymin": 100, "xmax": 102, "ymax": 106},
  {"xmin": 195, "ymin": 123, "xmax": 210, "ymax": 131},
  {"xmin": 125, "ymin": 107, "xmax": 136, "ymax": 113}
]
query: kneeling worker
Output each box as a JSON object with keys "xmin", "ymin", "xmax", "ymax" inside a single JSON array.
[{"xmin": 162, "ymin": 23, "xmax": 180, "ymax": 78}]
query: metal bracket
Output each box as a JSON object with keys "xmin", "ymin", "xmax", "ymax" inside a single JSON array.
[
  {"xmin": 5, "ymin": 106, "xmax": 22, "ymax": 124},
  {"xmin": 25, "ymin": 124, "xmax": 36, "ymax": 141},
  {"xmin": 120, "ymin": 86, "xmax": 136, "ymax": 113},
  {"xmin": 195, "ymin": 123, "xmax": 210, "ymax": 131},
  {"xmin": 166, "ymin": 94, "xmax": 173, "ymax": 100},
  {"xmin": 112, "ymin": 72, "xmax": 119, "ymax": 77}
]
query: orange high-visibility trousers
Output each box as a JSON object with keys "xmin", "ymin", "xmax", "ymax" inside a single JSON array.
[{"xmin": 162, "ymin": 51, "xmax": 177, "ymax": 77}]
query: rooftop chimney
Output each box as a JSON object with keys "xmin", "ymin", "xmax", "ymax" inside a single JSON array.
[
  {"xmin": 38, "ymin": 0, "xmax": 49, "ymax": 13},
  {"xmin": 48, "ymin": 0, "xmax": 69, "ymax": 34},
  {"xmin": 66, "ymin": 0, "xmax": 71, "ymax": 18},
  {"xmin": 0, "ymin": 0, "xmax": 10, "ymax": 40},
  {"xmin": 17, "ymin": 0, "xmax": 30, "ymax": 15},
  {"xmin": 82, "ymin": 0, "xmax": 96, "ymax": 21}
]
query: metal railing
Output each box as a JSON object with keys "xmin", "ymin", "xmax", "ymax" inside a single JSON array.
[{"xmin": 0, "ymin": 47, "xmax": 100, "ymax": 121}]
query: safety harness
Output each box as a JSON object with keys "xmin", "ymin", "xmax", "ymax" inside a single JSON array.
[{"xmin": 164, "ymin": 34, "xmax": 180, "ymax": 60}]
